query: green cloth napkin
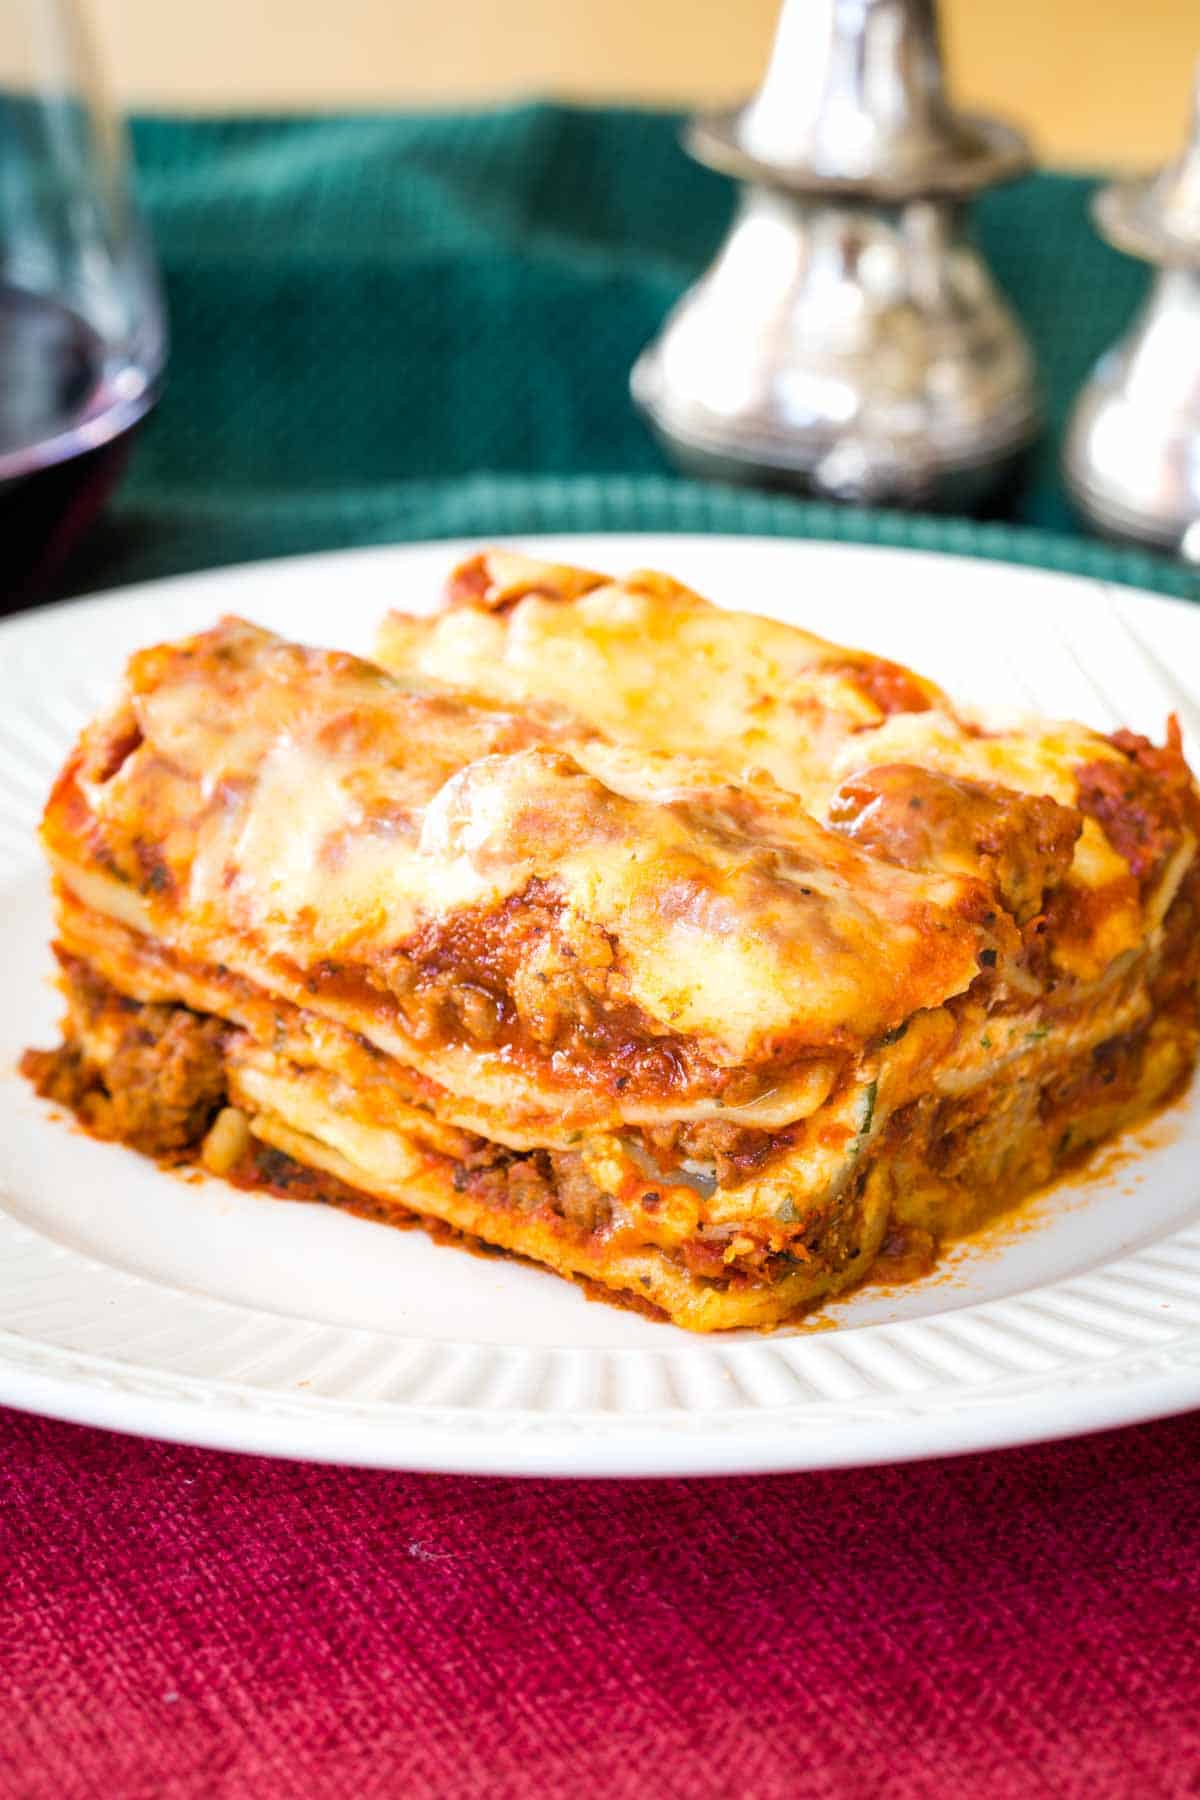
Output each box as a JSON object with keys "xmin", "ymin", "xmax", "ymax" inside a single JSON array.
[{"xmin": 55, "ymin": 106, "xmax": 1199, "ymax": 603}]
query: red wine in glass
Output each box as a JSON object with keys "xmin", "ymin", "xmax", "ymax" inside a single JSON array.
[
  {"xmin": 0, "ymin": 282, "xmax": 157, "ymax": 611},
  {"xmin": 0, "ymin": 2, "xmax": 166, "ymax": 610}
]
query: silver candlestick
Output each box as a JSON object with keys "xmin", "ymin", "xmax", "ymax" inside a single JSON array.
[
  {"xmin": 631, "ymin": 0, "xmax": 1039, "ymax": 509},
  {"xmin": 1064, "ymin": 63, "xmax": 1200, "ymax": 557}
]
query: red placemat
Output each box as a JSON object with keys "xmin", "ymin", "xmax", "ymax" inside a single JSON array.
[{"xmin": 1, "ymin": 1406, "xmax": 1198, "ymax": 1799}]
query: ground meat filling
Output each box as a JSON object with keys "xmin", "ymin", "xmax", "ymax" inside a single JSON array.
[
  {"xmin": 22, "ymin": 967, "xmax": 226, "ymax": 1159},
  {"xmin": 829, "ymin": 763, "xmax": 1080, "ymax": 924},
  {"xmin": 1076, "ymin": 721, "xmax": 1199, "ymax": 890},
  {"xmin": 451, "ymin": 1143, "xmax": 613, "ymax": 1235},
  {"xmin": 25, "ymin": 960, "xmax": 695, "ymax": 1252},
  {"xmin": 28, "ymin": 958, "xmax": 867, "ymax": 1301},
  {"xmin": 302, "ymin": 879, "xmax": 759, "ymax": 1106},
  {"xmin": 638, "ymin": 1117, "xmax": 799, "ymax": 1186}
]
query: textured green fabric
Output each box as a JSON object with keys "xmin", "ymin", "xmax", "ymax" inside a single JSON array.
[{"xmin": 54, "ymin": 106, "xmax": 1199, "ymax": 603}]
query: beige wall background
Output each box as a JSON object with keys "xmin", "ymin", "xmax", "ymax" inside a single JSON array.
[{"xmin": 85, "ymin": 0, "xmax": 1196, "ymax": 170}]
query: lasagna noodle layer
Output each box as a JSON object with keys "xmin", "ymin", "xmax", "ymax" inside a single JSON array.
[{"xmin": 31, "ymin": 870, "xmax": 1200, "ymax": 1330}]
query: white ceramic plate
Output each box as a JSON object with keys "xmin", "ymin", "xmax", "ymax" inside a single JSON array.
[{"xmin": 2, "ymin": 534, "xmax": 1200, "ymax": 1477}]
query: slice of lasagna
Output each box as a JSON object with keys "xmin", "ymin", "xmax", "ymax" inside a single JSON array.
[{"xmin": 23, "ymin": 555, "xmax": 1200, "ymax": 1332}]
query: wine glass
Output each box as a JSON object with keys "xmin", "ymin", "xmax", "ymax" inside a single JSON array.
[{"xmin": 0, "ymin": 0, "xmax": 165, "ymax": 605}]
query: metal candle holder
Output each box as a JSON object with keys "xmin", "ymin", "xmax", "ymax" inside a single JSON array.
[
  {"xmin": 1064, "ymin": 63, "xmax": 1200, "ymax": 557},
  {"xmin": 631, "ymin": 0, "xmax": 1039, "ymax": 510}
]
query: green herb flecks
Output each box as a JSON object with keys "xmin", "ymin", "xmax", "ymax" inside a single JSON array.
[{"xmin": 852, "ymin": 1080, "xmax": 879, "ymax": 1156}]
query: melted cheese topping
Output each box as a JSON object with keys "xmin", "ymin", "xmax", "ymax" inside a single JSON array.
[
  {"xmin": 376, "ymin": 552, "xmax": 1189, "ymax": 982},
  {"xmin": 378, "ymin": 564, "xmax": 945, "ymax": 797},
  {"xmin": 821, "ymin": 710, "xmax": 1145, "ymax": 977},
  {"xmin": 42, "ymin": 619, "xmax": 999, "ymax": 1113},
  {"xmin": 377, "ymin": 563, "xmax": 1131, "ymax": 838},
  {"xmin": 821, "ymin": 710, "xmax": 1128, "ymax": 887}
]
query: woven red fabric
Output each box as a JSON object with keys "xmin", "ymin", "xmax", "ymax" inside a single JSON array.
[{"xmin": 2, "ymin": 1409, "xmax": 1198, "ymax": 1799}]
